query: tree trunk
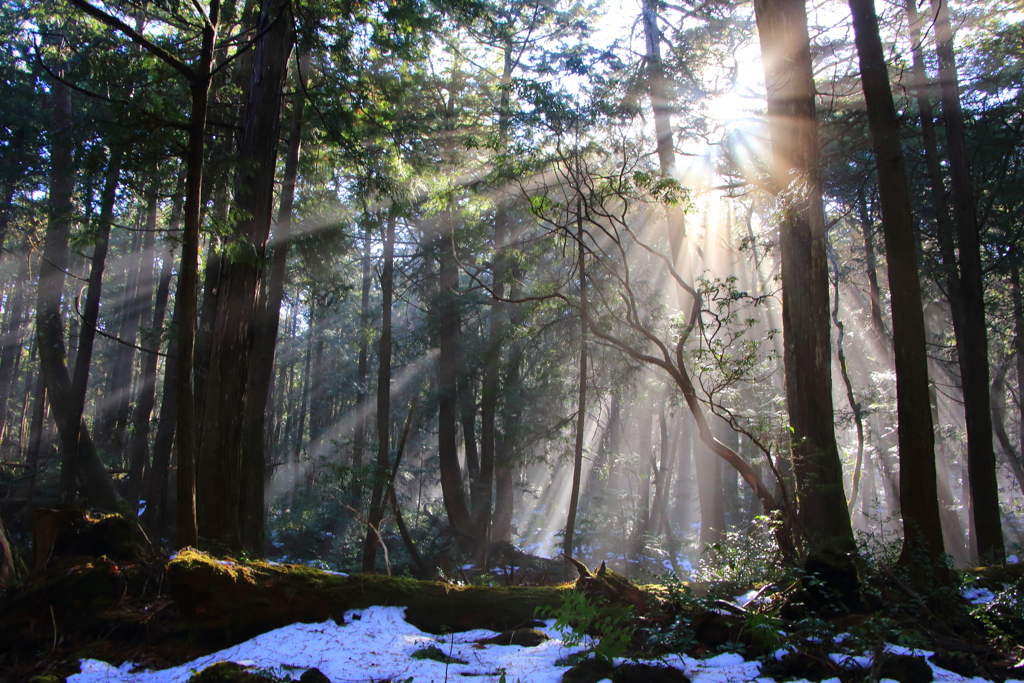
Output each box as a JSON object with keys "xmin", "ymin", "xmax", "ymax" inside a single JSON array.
[
  {"xmin": 929, "ymin": 0, "xmax": 1003, "ymax": 563},
  {"xmin": 435, "ymin": 223, "xmax": 474, "ymax": 545},
  {"xmin": 195, "ymin": 0, "xmax": 292, "ymax": 552},
  {"xmin": 63, "ymin": 149, "xmax": 123, "ymax": 504},
  {"xmin": 857, "ymin": 189, "xmax": 888, "ymax": 350},
  {"xmin": 105, "ymin": 224, "xmax": 145, "ymax": 464},
  {"xmin": 142, "ymin": 195, "xmax": 184, "ymax": 539},
  {"xmin": 352, "ymin": 219, "xmax": 372, "ymax": 501},
  {"xmin": 564, "ymin": 202, "xmax": 587, "ymax": 559},
  {"xmin": 239, "ymin": 51, "xmax": 309, "ymax": 554},
  {"xmin": 128, "ymin": 220, "xmax": 173, "ymax": 509},
  {"xmin": 0, "ymin": 247, "xmax": 30, "ymax": 444},
  {"xmin": 752, "ymin": 0, "xmax": 855, "ymax": 554},
  {"xmin": 363, "ymin": 209, "xmax": 396, "ymax": 572},
  {"xmin": 176, "ymin": 1, "xmax": 223, "ymax": 550},
  {"xmin": 36, "ymin": 77, "xmax": 122, "ymax": 513},
  {"xmin": 829, "ymin": 254, "xmax": 865, "ymax": 513},
  {"xmin": 849, "ymin": 0, "xmax": 945, "ymax": 562}
]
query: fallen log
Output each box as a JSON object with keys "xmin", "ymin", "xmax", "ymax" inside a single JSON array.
[{"xmin": 167, "ymin": 549, "xmax": 572, "ymax": 645}]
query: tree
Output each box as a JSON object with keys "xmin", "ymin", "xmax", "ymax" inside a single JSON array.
[
  {"xmin": 752, "ymin": 0, "xmax": 855, "ymax": 554},
  {"xmin": 848, "ymin": 0, "xmax": 945, "ymax": 562},
  {"xmin": 928, "ymin": 0, "xmax": 1004, "ymax": 563}
]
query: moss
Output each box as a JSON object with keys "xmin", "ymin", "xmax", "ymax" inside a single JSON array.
[
  {"xmin": 167, "ymin": 550, "xmax": 570, "ymax": 647},
  {"xmin": 410, "ymin": 645, "xmax": 468, "ymax": 664},
  {"xmin": 187, "ymin": 661, "xmax": 281, "ymax": 683}
]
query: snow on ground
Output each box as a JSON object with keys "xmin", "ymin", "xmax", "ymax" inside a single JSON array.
[{"xmin": 68, "ymin": 605, "xmax": 998, "ymax": 683}]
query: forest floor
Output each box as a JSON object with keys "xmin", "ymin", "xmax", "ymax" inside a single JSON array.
[{"xmin": 2, "ymin": 515, "xmax": 1024, "ymax": 683}]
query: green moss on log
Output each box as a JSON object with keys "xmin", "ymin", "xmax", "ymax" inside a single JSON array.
[{"xmin": 167, "ymin": 549, "xmax": 571, "ymax": 645}]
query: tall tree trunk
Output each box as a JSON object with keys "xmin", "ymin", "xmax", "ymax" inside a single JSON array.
[
  {"xmin": 128, "ymin": 221, "xmax": 173, "ymax": 509},
  {"xmin": 435, "ymin": 223, "xmax": 474, "ymax": 545},
  {"xmin": 352, "ymin": 219, "xmax": 372, "ymax": 501},
  {"xmin": 143, "ymin": 192, "xmax": 184, "ymax": 539},
  {"xmin": 564, "ymin": 202, "xmax": 587, "ymax": 559},
  {"xmin": 1014, "ymin": 267, "xmax": 1024, "ymax": 489},
  {"xmin": 849, "ymin": 0, "xmax": 945, "ymax": 562},
  {"xmin": 195, "ymin": 0, "xmax": 292, "ymax": 552},
  {"xmin": 363, "ymin": 209, "xmax": 396, "ymax": 572},
  {"xmin": 929, "ymin": 0, "xmax": 1003, "ymax": 562},
  {"xmin": 753, "ymin": 0, "xmax": 855, "ymax": 554},
  {"xmin": 240, "ymin": 51, "xmax": 309, "ymax": 554},
  {"xmin": 176, "ymin": 0, "xmax": 223, "ymax": 550},
  {"xmin": 64, "ymin": 149, "xmax": 123, "ymax": 501},
  {"xmin": 641, "ymin": 0, "xmax": 685, "ymax": 261},
  {"xmin": 36, "ymin": 77, "xmax": 122, "ymax": 512}
]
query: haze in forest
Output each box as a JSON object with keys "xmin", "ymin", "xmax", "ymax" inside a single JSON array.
[{"xmin": 0, "ymin": 0, "xmax": 1022, "ymax": 582}]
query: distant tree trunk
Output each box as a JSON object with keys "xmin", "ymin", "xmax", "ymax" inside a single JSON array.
[
  {"xmin": 128, "ymin": 224, "xmax": 173, "ymax": 510},
  {"xmin": 857, "ymin": 189, "xmax": 888, "ymax": 349},
  {"xmin": 641, "ymin": 0, "xmax": 685, "ymax": 261},
  {"xmin": 929, "ymin": 382, "xmax": 970, "ymax": 566},
  {"xmin": 0, "ymin": 248, "xmax": 29, "ymax": 443},
  {"xmin": 61, "ymin": 147, "xmax": 122, "ymax": 505},
  {"xmin": 491, "ymin": 275, "xmax": 526, "ymax": 545},
  {"xmin": 436, "ymin": 223, "xmax": 474, "ymax": 545},
  {"xmin": 25, "ymin": 367, "xmax": 47, "ymax": 525},
  {"xmin": 829, "ymin": 255, "xmax": 865, "ymax": 513},
  {"xmin": 459, "ymin": 370, "xmax": 480, "ymax": 508},
  {"xmin": 119, "ymin": 194, "xmax": 158, "ymax": 483},
  {"xmin": 352, "ymin": 220, "xmax": 372, "ymax": 501},
  {"xmin": 636, "ymin": 410, "xmax": 653, "ymax": 538},
  {"xmin": 752, "ymin": 0, "xmax": 855, "ymax": 554},
  {"xmin": 990, "ymin": 363, "xmax": 1024, "ymax": 496},
  {"xmin": 240, "ymin": 51, "xmax": 308, "ymax": 554},
  {"xmin": 143, "ymin": 198, "xmax": 183, "ymax": 539},
  {"xmin": 849, "ymin": 0, "xmax": 945, "ymax": 562},
  {"xmin": 1014, "ymin": 267, "xmax": 1024, "ymax": 483},
  {"xmin": 105, "ymin": 224, "xmax": 146, "ymax": 463},
  {"xmin": 195, "ymin": 0, "xmax": 292, "ymax": 552},
  {"xmin": 929, "ymin": 0, "xmax": 1003, "ymax": 563},
  {"xmin": 363, "ymin": 208, "xmax": 396, "ymax": 573},
  {"xmin": 36, "ymin": 77, "xmax": 122, "ymax": 512},
  {"xmin": 696, "ymin": 438, "xmax": 724, "ymax": 548},
  {"xmin": 564, "ymin": 203, "xmax": 587, "ymax": 559}
]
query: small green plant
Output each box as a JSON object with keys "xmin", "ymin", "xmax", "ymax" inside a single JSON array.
[{"xmin": 537, "ymin": 590, "xmax": 636, "ymax": 663}]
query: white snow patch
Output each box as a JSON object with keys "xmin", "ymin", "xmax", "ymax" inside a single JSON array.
[
  {"xmin": 68, "ymin": 606, "xmax": 586, "ymax": 683},
  {"xmin": 65, "ymin": 605, "xmax": 1003, "ymax": 683},
  {"xmin": 961, "ymin": 587, "xmax": 996, "ymax": 604}
]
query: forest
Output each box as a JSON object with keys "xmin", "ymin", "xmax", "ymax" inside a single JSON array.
[{"xmin": 2, "ymin": 0, "xmax": 1024, "ymax": 679}]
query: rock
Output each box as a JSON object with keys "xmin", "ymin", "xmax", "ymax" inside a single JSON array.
[
  {"xmin": 612, "ymin": 662, "xmax": 687, "ymax": 682},
  {"xmin": 878, "ymin": 655, "xmax": 933, "ymax": 683},
  {"xmin": 299, "ymin": 668, "xmax": 331, "ymax": 683},
  {"xmin": 479, "ymin": 628, "xmax": 551, "ymax": 647},
  {"xmin": 561, "ymin": 657, "xmax": 615, "ymax": 683},
  {"xmin": 187, "ymin": 661, "xmax": 276, "ymax": 683},
  {"xmin": 690, "ymin": 610, "xmax": 750, "ymax": 649}
]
